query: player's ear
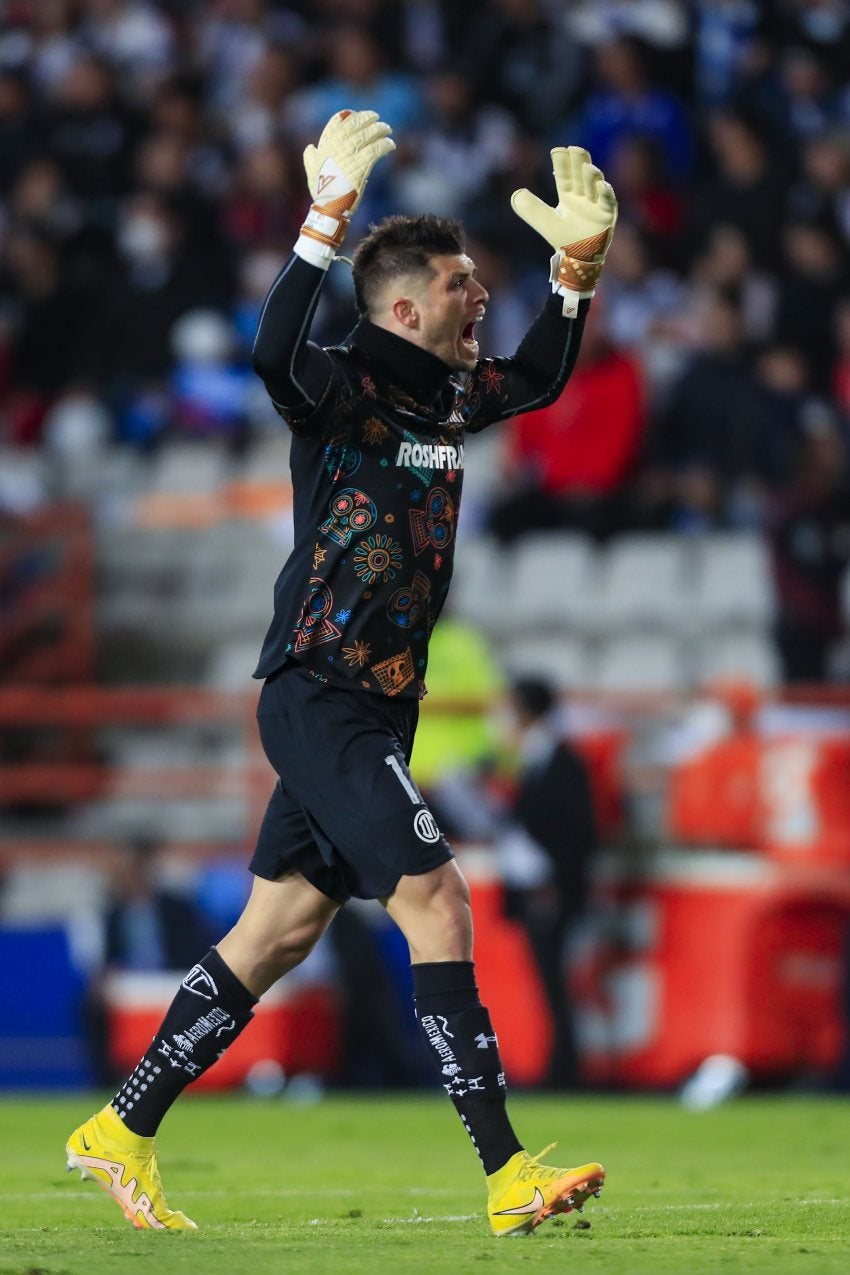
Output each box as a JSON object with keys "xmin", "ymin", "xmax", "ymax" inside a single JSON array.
[{"xmin": 392, "ymin": 295, "xmax": 420, "ymax": 329}]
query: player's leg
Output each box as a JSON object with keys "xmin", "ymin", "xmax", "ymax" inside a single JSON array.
[
  {"xmin": 217, "ymin": 868, "xmax": 340, "ymax": 996},
  {"xmin": 384, "ymin": 860, "xmax": 604, "ymax": 1236},
  {"xmin": 66, "ymin": 784, "xmax": 340, "ymax": 1232}
]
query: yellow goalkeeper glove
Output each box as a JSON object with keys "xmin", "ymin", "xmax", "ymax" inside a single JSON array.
[
  {"xmin": 511, "ymin": 146, "xmax": 618, "ymax": 316},
  {"xmin": 296, "ymin": 109, "xmax": 395, "ymax": 269}
]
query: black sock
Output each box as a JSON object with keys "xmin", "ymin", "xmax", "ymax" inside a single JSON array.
[
  {"xmin": 113, "ymin": 948, "xmax": 257, "ymax": 1136},
  {"xmin": 412, "ymin": 961, "xmax": 522, "ymax": 1175}
]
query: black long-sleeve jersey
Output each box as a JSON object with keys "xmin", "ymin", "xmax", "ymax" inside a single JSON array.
[{"xmin": 251, "ymin": 253, "xmax": 588, "ymax": 699}]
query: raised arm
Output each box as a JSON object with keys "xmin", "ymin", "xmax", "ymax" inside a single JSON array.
[
  {"xmin": 465, "ymin": 146, "xmax": 618, "ymax": 430},
  {"xmin": 251, "ymin": 109, "xmax": 394, "ymax": 416}
]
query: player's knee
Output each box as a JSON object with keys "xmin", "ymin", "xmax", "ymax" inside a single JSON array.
[
  {"xmin": 265, "ymin": 915, "xmax": 327, "ymax": 972},
  {"xmin": 415, "ymin": 887, "xmax": 473, "ymax": 961}
]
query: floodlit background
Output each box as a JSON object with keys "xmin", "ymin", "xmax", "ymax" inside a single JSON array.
[{"xmin": 1, "ymin": 0, "xmax": 850, "ymax": 1104}]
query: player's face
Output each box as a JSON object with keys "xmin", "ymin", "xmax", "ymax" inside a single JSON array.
[{"xmin": 416, "ymin": 254, "xmax": 489, "ymax": 370}]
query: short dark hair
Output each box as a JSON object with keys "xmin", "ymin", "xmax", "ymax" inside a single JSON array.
[
  {"xmin": 511, "ymin": 677, "xmax": 556, "ymax": 721},
  {"xmin": 351, "ymin": 214, "xmax": 465, "ymax": 316}
]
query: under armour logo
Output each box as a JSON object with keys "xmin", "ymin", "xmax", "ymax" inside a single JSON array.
[{"xmin": 475, "ymin": 1032, "xmax": 497, "ymax": 1049}]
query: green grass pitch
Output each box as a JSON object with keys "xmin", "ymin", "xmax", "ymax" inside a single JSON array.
[{"xmin": 0, "ymin": 1092, "xmax": 848, "ymax": 1274}]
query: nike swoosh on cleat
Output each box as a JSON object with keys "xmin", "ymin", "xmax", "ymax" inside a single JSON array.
[
  {"xmin": 81, "ymin": 1134, "xmax": 91, "ymax": 1151},
  {"xmin": 494, "ymin": 1187, "xmax": 545, "ymax": 1216}
]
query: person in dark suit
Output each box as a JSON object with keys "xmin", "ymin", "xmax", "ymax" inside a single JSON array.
[
  {"xmin": 498, "ymin": 677, "xmax": 598, "ymax": 1090},
  {"xmin": 85, "ymin": 838, "xmax": 214, "ymax": 1087},
  {"xmin": 103, "ymin": 837, "xmax": 213, "ymax": 972}
]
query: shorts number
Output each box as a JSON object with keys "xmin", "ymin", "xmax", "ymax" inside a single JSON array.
[{"xmin": 384, "ymin": 753, "xmax": 420, "ymax": 806}]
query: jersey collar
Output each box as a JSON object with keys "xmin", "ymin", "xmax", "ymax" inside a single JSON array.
[{"xmin": 348, "ymin": 319, "xmax": 456, "ymax": 399}]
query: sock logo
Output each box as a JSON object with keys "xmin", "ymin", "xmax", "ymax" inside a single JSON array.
[
  {"xmin": 181, "ymin": 965, "xmax": 218, "ymax": 1001},
  {"xmin": 436, "ymin": 1015, "xmax": 454, "ymax": 1038},
  {"xmin": 475, "ymin": 1032, "xmax": 497, "ymax": 1050}
]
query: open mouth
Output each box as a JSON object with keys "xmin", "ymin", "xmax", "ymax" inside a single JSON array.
[{"xmin": 461, "ymin": 321, "xmax": 478, "ymax": 348}]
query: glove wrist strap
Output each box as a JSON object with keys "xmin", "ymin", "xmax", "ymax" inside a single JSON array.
[
  {"xmin": 300, "ymin": 202, "xmax": 350, "ymax": 251},
  {"xmin": 549, "ymin": 227, "xmax": 609, "ymax": 317},
  {"xmin": 294, "ymin": 233, "xmax": 336, "ymax": 270}
]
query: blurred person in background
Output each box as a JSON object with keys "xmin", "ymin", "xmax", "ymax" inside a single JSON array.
[
  {"xmin": 168, "ymin": 308, "xmax": 254, "ymax": 443},
  {"xmin": 606, "ymin": 134, "xmax": 685, "ymax": 264},
  {"xmin": 688, "ymin": 111, "xmax": 786, "ymax": 271},
  {"xmin": 432, "ymin": 674, "xmax": 599, "ymax": 1090},
  {"xmin": 753, "ymin": 343, "xmax": 817, "ymax": 488},
  {"xmin": 389, "ymin": 68, "xmax": 517, "ymax": 221},
  {"xmin": 283, "ymin": 24, "xmax": 423, "ymax": 141},
  {"xmin": 832, "ymin": 297, "xmax": 850, "ymax": 420},
  {"xmin": 221, "ymin": 142, "xmax": 303, "ymax": 253},
  {"xmin": 644, "ymin": 291, "xmax": 767, "ymax": 530},
  {"xmin": 86, "ymin": 837, "xmax": 213, "ymax": 1086},
  {"xmin": 572, "ymin": 37, "xmax": 694, "ymax": 182},
  {"xmin": 597, "ymin": 222, "xmax": 686, "ymax": 391},
  {"xmin": 773, "ymin": 218, "xmax": 848, "ymax": 389},
  {"xmin": 43, "ymin": 52, "xmax": 141, "ymax": 202},
  {"xmin": 2, "ymin": 229, "xmax": 91, "ymax": 444},
  {"xmin": 83, "ymin": 190, "xmax": 233, "ymax": 434},
  {"xmin": 489, "ymin": 301, "xmax": 646, "ymax": 542},
  {"xmin": 461, "ymin": 0, "xmax": 582, "ymax": 135},
  {"xmin": 102, "ymin": 837, "xmax": 213, "ymax": 973},
  {"xmin": 495, "ymin": 677, "xmax": 598, "ymax": 1091},
  {"xmin": 786, "ymin": 130, "xmax": 850, "ymax": 245},
  {"xmin": 769, "ymin": 407, "xmax": 850, "ymax": 681}
]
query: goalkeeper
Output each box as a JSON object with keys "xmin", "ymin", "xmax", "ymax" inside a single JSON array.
[{"xmin": 66, "ymin": 109, "xmax": 617, "ymax": 1238}]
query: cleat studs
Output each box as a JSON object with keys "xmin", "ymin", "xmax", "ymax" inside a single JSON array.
[{"xmin": 593, "ymin": 1188, "xmax": 602, "ymax": 1197}]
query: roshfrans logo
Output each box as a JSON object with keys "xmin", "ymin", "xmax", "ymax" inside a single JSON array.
[{"xmin": 395, "ymin": 441, "xmax": 464, "ymax": 470}]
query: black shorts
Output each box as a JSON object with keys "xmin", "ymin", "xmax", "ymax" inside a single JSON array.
[{"xmin": 250, "ymin": 664, "xmax": 453, "ymax": 903}]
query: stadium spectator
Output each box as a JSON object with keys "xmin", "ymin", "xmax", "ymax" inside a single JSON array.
[
  {"xmin": 102, "ymin": 837, "xmax": 213, "ymax": 972},
  {"xmin": 283, "ymin": 25, "xmax": 423, "ymax": 141},
  {"xmin": 832, "ymin": 298, "xmax": 850, "ymax": 421},
  {"xmin": 572, "ymin": 37, "xmax": 694, "ymax": 182},
  {"xmin": 688, "ymin": 111, "xmax": 787, "ymax": 270},
  {"xmin": 490, "ymin": 303, "xmax": 646, "ymax": 542},
  {"xmin": 646, "ymin": 291, "xmax": 767, "ymax": 530},
  {"xmin": 390, "ymin": 69, "xmax": 517, "ymax": 221},
  {"xmin": 769, "ymin": 408, "xmax": 850, "ymax": 681},
  {"xmin": 786, "ymin": 131, "xmax": 850, "ymax": 244},
  {"xmin": 3, "ymin": 229, "xmax": 90, "ymax": 444},
  {"xmin": 85, "ymin": 836, "xmax": 214, "ymax": 1086},
  {"xmin": 496, "ymin": 676, "xmax": 598, "ymax": 1090},
  {"xmin": 460, "ymin": 0, "xmax": 582, "ymax": 135},
  {"xmin": 773, "ymin": 219, "xmax": 848, "ymax": 389}
]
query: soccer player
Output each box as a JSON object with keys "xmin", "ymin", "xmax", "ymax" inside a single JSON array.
[{"xmin": 66, "ymin": 109, "xmax": 617, "ymax": 1237}]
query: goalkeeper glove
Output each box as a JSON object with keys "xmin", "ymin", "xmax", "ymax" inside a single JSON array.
[
  {"xmin": 296, "ymin": 109, "xmax": 395, "ymax": 269},
  {"xmin": 511, "ymin": 146, "xmax": 618, "ymax": 317}
]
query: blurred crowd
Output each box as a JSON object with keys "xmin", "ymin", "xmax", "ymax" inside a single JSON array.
[{"xmin": 1, "ymin": 0, "xmax": 850, "ymax": 662}]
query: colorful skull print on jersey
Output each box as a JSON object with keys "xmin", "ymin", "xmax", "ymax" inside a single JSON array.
[
  {"xmin": 410, "ymin": 487, "xmax": 455, "ymax": 556},
  {"xmin": 293, "ymin": 578, "xmax": 342, "ymax": 652},
  {"xmin": 320, "ymin": 488, "xmax": 377, "ymax": 547},
  {"xmin": 387, "ymin": 570, "xmax": 431, "ymax": 628}
]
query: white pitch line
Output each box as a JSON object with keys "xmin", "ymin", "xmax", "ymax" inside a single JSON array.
[{"xmin": 8, "ymin": 1194, "xmax": 847, "ymax": 1217}]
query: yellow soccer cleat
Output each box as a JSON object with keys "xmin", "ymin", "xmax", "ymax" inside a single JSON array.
[
  {"xmin": 65, "ymin": 1103, "xmax": 196, "ymax": 1231},
  {"xmin": 486, "ymin": 1143, "xmax": 605, "ymax": 1237}
]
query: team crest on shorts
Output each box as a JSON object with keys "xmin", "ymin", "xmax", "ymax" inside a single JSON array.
[{"xmin": 414, "ymin": 808, "xmax": 441, "ymax": 843}]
